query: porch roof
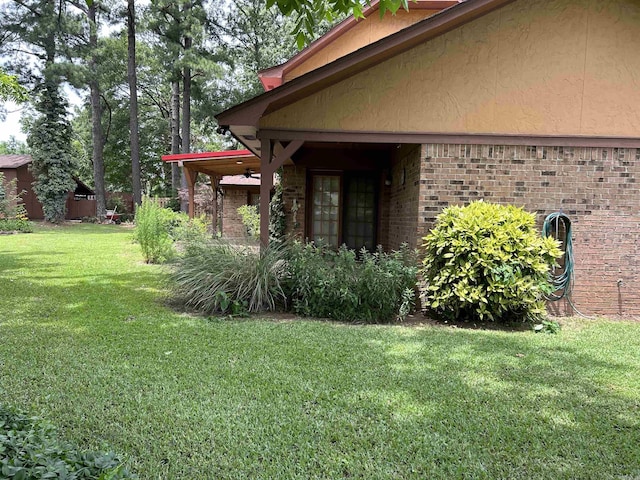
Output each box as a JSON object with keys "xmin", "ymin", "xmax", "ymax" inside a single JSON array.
[{"xmin": 161, "ymin": 149, "xmax": 261, "ymax": 177}]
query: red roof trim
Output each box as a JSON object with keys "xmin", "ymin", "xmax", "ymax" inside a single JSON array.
[
  {"xmin": 161, "ymin": 149, "xmax": 253, "ymax": 162},
  {"xmin": 258, "ymin": 0, "xmax": 459, "ymax": 90}
]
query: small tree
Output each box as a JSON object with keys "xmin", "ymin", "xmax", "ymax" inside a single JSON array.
[
  {"xmin": 0, "ymin": 172, "xmax": 32, "ymax": 233},
  {"xmin": 421, "ymin": 201, "xmax": 562, "ymax": 322},
  {"xmin": 0, "ymin": 172, "xmax": 21, "ymax": 217},
  {"xmin": 27, "ymin": 79, "xmax": 75, "ymax": 223}
]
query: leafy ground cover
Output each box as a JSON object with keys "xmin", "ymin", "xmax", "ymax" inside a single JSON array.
[{"xmin": 1, "ymin": 224, "xmax": 639, "ymax": 479}]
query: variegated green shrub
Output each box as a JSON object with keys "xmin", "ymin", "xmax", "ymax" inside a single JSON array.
[{"xmin": 421, "ymin": 201, "xmax": 562, "ymax": 322}]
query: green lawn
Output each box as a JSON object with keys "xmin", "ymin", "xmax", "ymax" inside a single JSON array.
[{"xmin": 1, "ymin": 224, "xmax": 639, "ymax": 479}]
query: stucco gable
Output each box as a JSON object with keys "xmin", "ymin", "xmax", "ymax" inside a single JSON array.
[
  {"xmin": 259, "ymin": 0, "xmax": 640, "ymax": 138},
  {"xmin": 259, "ymin": 1, "xmax": 459, "ymax": 90}
]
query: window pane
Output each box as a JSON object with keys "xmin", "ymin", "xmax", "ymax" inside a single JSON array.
[
  {"xmin": 343, "ymin": 176, "xmax": 377, "ymax": 251},
  {"xmin": 311, "ymin": 175, "xmax": 340, "ymax": 248}
]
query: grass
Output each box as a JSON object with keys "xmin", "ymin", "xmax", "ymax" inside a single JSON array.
[{"xmin": 1, "ymin": 223, "xmax": 639, "ymax": 479}]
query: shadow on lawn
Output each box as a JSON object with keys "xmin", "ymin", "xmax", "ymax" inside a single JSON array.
[
  {"xmin": 335, "ymin": 327, "xmax": 640, "ymax": 479},
  {"xmin": 0, "ymin": 249, "xmax": 168, "ymax": 329}
]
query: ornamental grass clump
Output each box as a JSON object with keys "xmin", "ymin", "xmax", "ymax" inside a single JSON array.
[
  {"xmin": 421, "ymin": 201, "xmax": 562, "ymax": 322},
  {"xmin": 172, "ymin": 240, "xmax": 288, "ymax": 314}
]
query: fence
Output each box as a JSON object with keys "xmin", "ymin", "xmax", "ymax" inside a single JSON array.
[{"xmin": 153, "ymin": 197, "xmax": 209, "ymax": 217}]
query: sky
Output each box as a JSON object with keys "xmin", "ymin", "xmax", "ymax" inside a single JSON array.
[
  {"xmin": 0, "ymin": 88, "xmax": 83, "ymax": 143},
  {"xmin": 0, "ymin": 104, "xmax": 25, "ymax": 141}
]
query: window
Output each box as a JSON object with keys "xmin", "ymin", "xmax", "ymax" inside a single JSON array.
[
  {"xmin": 311, "ymin": 175, "xmax": 340, "ymax": 247},
  {"xmin": 248, "ymin": 192, "xmax": 260, "ymax": 206},
  {"xmin": 343, "ymin": 176, "xmax": 376, "ymax": 251},
  {"xmin": 309, "ymin": 173, "xmax": 377, "ymax": 250}
]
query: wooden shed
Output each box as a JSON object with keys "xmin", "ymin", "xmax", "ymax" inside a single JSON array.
[{"xmin": 0, "ymin": 154, "xmax": 96, "ymax": 220}]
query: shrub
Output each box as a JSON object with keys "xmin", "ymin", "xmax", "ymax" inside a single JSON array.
[
  {"xmin": 285, "ymin": 242, "xmax": 418, "ymax": 323},
  {"xmin": 0, "ymin": 173, "xmax": 33, "ymax": 233},
  {"xmin": 133, "ymin": 197, "xmax": 175, "ymax": 263},
  {"xmin": 0, "ymin": 403, "xmax": 136, "ymax": 479},
  {"xmin": 106, "ymin": 193, "xmax": 131, "ymax": 214},
  {"xmin": 166, "ymin": 196, "xmax": 181, "ymax": 212},
  {"xmin": 421, "ymin": 201, "xmax": 562, "ymax": 322},
  {"xmin": 169, "ymin": 213, "xmax": 209, "ymax": 247},
  {"xmin": 172, "ymin": 240, "xmax": 287, "ymax": 314},
  {"xmin": 236, "ymin": 205, "xmax": 260, "ymax": 239},
  {"xmin": 0, "ymin": 216, "xmax": 33, "ymax": 233}
]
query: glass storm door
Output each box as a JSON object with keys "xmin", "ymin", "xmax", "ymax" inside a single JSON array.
[
  {"xmin": 310, "ymin": 173, "xmax": 378, "ymax": 250},
  {"xmin": 311, "ymin": 175, "xmax": 340, "ymax": 247},
  {"xmin": 343, "ymin": 176, "xmax": 377, "ymax": 251}
]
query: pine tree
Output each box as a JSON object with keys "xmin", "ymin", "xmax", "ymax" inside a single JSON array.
[{"xmin": 27, "ymin": 78, "xmax": 75, "ymax": 223}]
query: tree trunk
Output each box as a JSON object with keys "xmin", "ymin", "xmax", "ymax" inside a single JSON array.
[
  {"xmin": 180, "ymin": 1, "xmax": 192, "ymax": 213},
  {"xmin": 170, "ymin": 79, "xmax": 181, "ymax": 193},
  {"xmin": 180, "ymin": 64, "xmax": 191, "ymax": 212},
  {"xmin": 128, "ymin": 0, "xmax": 142, "ymax": 207},
  {"xmin": 89, "ymin": 2, "xmax": 106, "ymax": 219}
]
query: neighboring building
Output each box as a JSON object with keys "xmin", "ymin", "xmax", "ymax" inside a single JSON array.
[
  {"xmin": 0, "ymin": 154, "xmax": 96, "ymax": 220},
  {"xmin": 212, "ymin": 0, "xmax": 640, "ymax": 317}
]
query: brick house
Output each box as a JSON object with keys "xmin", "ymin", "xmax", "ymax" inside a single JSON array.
[
  {"xmin": 213, "ymin": 0, "xmax": 640, "ymax": 317},
  {"xmin": 0, "ymin": 154, "xmax": 96, "ymax": 220}
]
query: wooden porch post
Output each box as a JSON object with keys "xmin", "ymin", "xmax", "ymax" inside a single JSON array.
[
  {"xmin": 259, "ymin": 139, "xmax": 273, "ymax": 248},
  {"xmin": 209, "ymin": 175, "xmax": 220, "ymax": 235},
  {"xmin": 183, "ymin": 166, "xmax": 198, "ymax": 219},
  {"xmin": 259, "ymin": 138, "xmax": 304, "ymax": 248}
]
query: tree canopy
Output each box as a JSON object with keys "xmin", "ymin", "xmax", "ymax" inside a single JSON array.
[
  {"xmin": 0, "ymin": 0, "xmax": 343, "ymax": 213},
  {"xmin": 0, "ymin": 69, "xmax": 28, "ymax": 103},
  {"xmin": 268, "ymin": 0, "xmax": 414, "ymax": 46}
]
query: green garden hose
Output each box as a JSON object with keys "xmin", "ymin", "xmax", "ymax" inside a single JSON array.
[{"xmin": 542, "ymin": 212, "xmax": 574, "ymax": 301}]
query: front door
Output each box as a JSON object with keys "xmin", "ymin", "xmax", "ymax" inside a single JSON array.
[{"xmin": 309, "ymin": 172, "xmax": 378, "ymax": 250}]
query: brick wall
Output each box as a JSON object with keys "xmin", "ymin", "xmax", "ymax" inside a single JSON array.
[
  {"xmin": 221, "ymin": 189, "xmax": 251, "ymax": 239},
  {"xmin": 418, "ymin": 144, "xmax": 640, "ymax": 318},
  {"xmin": 281, "ymin": 165, "xmax": 307, "ymax": 240},
  {"xmin": 386, "ymin": 145, "xmax": 422, "ymax": 250}
]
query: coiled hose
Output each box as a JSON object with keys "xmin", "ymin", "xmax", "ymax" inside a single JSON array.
[{"xmin": 542, "ymin": 212, "xmax": 574, "ymax": 301}]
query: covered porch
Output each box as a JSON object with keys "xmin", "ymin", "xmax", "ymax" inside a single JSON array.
[
  {"xmin": 161, "ymin": 150, "xmax": 264, "ymax": 234},
  {"xmin": 161, "ymin": 148, "xmax": 296, "ymax": 240},
  {"xmin": 162, "ymin": 140, "xmax": 421, "ymax": 249}
]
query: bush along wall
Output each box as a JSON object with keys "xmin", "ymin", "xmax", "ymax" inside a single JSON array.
[
  {"xmin": 421, "ymin": 201, "xmax": 562, "ymax": 323},
  {"xmin": 171, "ymin": 238, "xmax": 418, "ymax": 323},
  {"xmin": 285, "ymin": 242, "xmax": 418, "ymax": 323}
]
